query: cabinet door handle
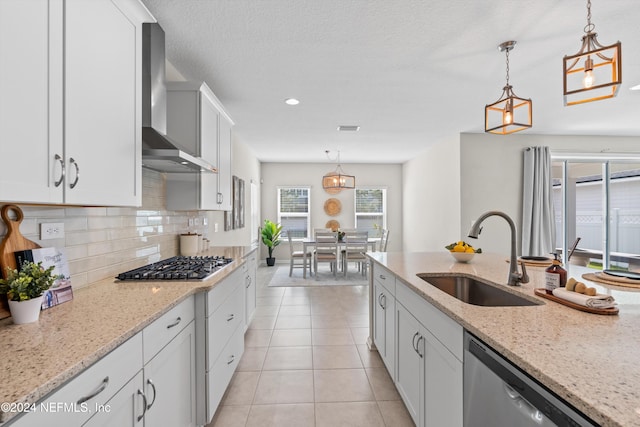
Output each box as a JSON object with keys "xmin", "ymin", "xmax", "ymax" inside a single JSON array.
[
  {"xmin": 377, "ymin": 293, "xmax": 383, "ymax": 308},
  {"xmin": 246, "ymin": 276, "xmax": 252, "ymax": 288},
  {"xmin": 54, "ymin": 154, "xmax": 65, "ymax": 187},
  {"xmin": 217, "ymin": 193, "xmax": 223, "ymax": 204},
  {"xmin": 166, "ymin": 317, "xmax": 181, "ymax": 329},
  {"xmin": 137, "ymin": 389, "xmax": 148, "ymax": 422},
  {"xmin": 380, "ymin": 294, "xmax": 386, "ymax": 310},
  {"xmin": 379, "ymin": 274, "xmax": 386, "ymax": 280},
  {"xmin": 412, "ymin": 332, "xmax": 420, "ymax": 353},
  {"xmin": 146, "ymin": 379, "xmax": 157, "ymax": 410},
  {"xmin": 69, "ymin": 157, "xmax": 80, "ymax": 189},
  {"xmin": 227, "ymin": 354, "xmax": 235, "ymax": 365},
  {"xmin": 77, "ymin": 376, "xmax": 109, "ymax": 404},
  {"xmin": 416, "ymin": 335, "xmax": 424, "ymax": 358},
  {"xmin": 227, "ymin": 314, "xmax": 235, "ymax": 322}
]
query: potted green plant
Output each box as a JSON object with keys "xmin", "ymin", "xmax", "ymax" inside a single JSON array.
[
  {"xmin": 261, "ymin": 219, "xmax": 282, "ymax": 267},
  {"xmin": 0, "ymin": 261, "xmax": 57, "ymax": 324}
]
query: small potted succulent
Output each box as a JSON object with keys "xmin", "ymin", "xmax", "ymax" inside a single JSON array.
[
  {"xmin": 261, "ymin": 219, "xmax": 282, "ymax": 267},
  {"xmin": 0, "ymin": 261, "xmax": 57, "ymax": 324}
]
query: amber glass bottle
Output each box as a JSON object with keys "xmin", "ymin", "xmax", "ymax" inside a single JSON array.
[{"xmin": 544, "ymin": 253, "xmax": 567, "ymax": 295}]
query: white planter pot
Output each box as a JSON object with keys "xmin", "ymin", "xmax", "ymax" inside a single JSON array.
[{"xmin": 8, "ymin": 296, "xmax": 43, "ymax": 324}]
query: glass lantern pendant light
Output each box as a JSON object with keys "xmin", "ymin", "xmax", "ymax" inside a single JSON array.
[
  {"xmin": 484, "ymin": 41, "xmax": 532, "ymax": 135},
  {"xmin": 563, "ymin": 0, "xmax": 621, "ymax": 106},
  {"xmin": 322, "ymin": 150, "xmax": 355, "ymax": 190}
]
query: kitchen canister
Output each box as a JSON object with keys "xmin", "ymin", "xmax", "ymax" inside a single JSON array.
[{"xmin": 180, "ymin": 233, "xmax": 199, "ymax": 256}]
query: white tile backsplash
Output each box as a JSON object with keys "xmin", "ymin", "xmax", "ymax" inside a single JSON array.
[{"xmin": 0, "ymin": 169, "xmax": 208, "ymax": 289}]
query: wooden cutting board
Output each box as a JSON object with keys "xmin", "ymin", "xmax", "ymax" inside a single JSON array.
[{"xmin": 0, "ymin": 205, "xmax": 41, "ymax": 320}]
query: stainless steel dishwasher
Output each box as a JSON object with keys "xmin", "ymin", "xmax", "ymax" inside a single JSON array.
[{"xmin": 464, "ymin": 332, "xmax": 597, "ymax": 427}]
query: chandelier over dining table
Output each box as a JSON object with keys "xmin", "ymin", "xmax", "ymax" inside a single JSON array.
[{"xmin": 322, "ymin": 150, "xmax": 355, "ymax": 190}]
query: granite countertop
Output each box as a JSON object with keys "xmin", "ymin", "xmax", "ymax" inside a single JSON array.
[
  {"xmin": 0, "ymin": 245, "xmax": 257, "ymax": 424},
  {"xmin": 367, "ymin": 251, "xmax": 640, "ymax": 427}
]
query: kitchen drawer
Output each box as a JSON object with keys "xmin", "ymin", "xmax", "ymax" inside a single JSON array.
[
  {"xmin": 373, "ymin": 264, "xmax": 396, "ymax": 295},
  {"xmin": 143, "ymin": 297, "xmax": 194, "ymax": 364},
  {"xmin": 206, "ymin": 285, "xmax": 244, "ymax": 369},
  {"xmin": 205, "ymin": 322, "xmax": 243, "ymax": 422},
  {"xmin": 8, "ymin": 333, "xmax": 143, "ymax": 427},
  {"xmin": 396, "ymin": 280, "xmax": 463, "ymax": 361},
  {"xmin": 206, "ymin": 267, "xmax": 243, "ymax": 316}
]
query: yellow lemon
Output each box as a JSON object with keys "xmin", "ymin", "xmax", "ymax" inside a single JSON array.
[
  {"xmin": 465, "ymin": 247, "xmax": 475, "ymax": 253},
  {"xmin": 453, "ymin": 244, "xmax": 465, "ymax": 252}
]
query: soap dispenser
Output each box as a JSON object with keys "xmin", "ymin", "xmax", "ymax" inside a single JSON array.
[{"xmin": 545, "ymin": 253, "xmax": 567, "ymax": 295}]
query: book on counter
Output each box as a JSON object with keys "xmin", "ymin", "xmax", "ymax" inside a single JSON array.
[{"xmin": 14, "ymin": 247, "xmax": 73, "ymax": 310}]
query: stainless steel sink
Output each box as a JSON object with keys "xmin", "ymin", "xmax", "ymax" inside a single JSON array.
[{"xmin": 417, "ymin": 274, "xmax": 542, "ymax": 307}]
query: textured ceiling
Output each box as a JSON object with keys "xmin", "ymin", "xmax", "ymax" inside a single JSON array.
[{"xmin": 141, "ymin": 0, "xmax": 640, "ymax": 164}]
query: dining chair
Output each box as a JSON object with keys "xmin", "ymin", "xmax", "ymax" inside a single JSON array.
[
  {"xmin": 313, "ymin": 231, "xmax": 338, "ymax": 279},
  {"xmin": 342, "ymin": 231, "xmax": 369, "ymax": 276},
  {"xmin": 379, "ymin": 229, "xmax": 390, "ymax": 252},
  {"xmin": 314, "ymin": 228, "xmax": 331, "ymax": 238},
  {"xmin": 288, "ymin": 234, "xmax": 312, "ymax": 277}
]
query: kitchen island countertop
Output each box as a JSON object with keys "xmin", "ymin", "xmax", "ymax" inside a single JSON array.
[
  {"xmin": 367, "ymin": 251, "xmax": 640, "ymax": 427},
  {"xmin": 0, "ymin": 245, "xmax": 256, "ymax": 424}
]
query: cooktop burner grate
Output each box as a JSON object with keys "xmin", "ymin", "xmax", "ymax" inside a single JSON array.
[{"xmin": 116, "ymin": 256, "xmax": 233, "ymax": 281}]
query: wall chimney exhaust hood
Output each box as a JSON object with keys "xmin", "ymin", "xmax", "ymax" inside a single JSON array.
[{"xmin": 141, "ymin": 23, "xmax": 216, "ymax": 174}]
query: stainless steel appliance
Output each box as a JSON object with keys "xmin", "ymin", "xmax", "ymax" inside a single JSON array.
[
  {"xmin": 464, "ymin": 332, "xmax": 597, "ymax": 427},
  {"xmin": 116, "ymin": 256, "xmax": 232, "ymax": 281},
  {"xmin": 141, "ymin": 23, "xmax": 216, "ymax": 174}
]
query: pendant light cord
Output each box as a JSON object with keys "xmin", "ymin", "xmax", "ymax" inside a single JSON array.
[
  {"xmin": 584, "ymin": 0, "xmax": 595, "ymax": 33},
  {"xmin": 505, "ymin": 48, "xmax": 510, "ymax": 87}
]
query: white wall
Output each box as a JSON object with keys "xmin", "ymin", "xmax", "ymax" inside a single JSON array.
[
  {"xmin": 207, "ymin": 137, "xmax": 261, "ymax": 247},
  {"xmin": 260, "ymin": 162, "xmax": 403, "ymax": 261},
  {"xmin": 459, "ymin": 133, "xmax": 640, "ymax": 256},
  {"xmin": 402, "ymin": 135, "xmax": 461, "ymax": 252}
]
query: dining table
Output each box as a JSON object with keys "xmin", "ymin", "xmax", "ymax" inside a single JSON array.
[{"xmin": 301, "ymin": 238, "xmax": 378, "ymax": 278}]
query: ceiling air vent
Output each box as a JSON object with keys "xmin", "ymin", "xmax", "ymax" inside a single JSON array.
[{"xmin": 337, "ymin": 125, "xmax": 360, "ymax": 132}]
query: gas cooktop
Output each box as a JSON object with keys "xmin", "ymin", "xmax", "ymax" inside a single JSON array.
[{"xmin": 116, "ymin": 256, "xmax": 233, "ymax": 281}]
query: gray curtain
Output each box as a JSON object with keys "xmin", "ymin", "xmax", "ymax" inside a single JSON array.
[{"xmin": 521, "ymin": 146, "xmax": 555, "ymax": 256}]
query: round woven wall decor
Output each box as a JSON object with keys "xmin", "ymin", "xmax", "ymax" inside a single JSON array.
[
  {"xmin": 325, "ymin": 220, "xmax": 340, "ymax": 231},
  {"xmin": 324, "ymin": 198, "xmax": 342, "ymax": 216}
]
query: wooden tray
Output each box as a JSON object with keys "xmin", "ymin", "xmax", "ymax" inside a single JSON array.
[
  {"xmin": 534, "ymin": 288, "xmax": 618, "ymax": 315},
  {"xmin": 0, "ymin": 205, "xmax": 42, "ymax": 320}
]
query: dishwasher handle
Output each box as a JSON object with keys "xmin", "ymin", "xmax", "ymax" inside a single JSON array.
[{"xmin": 504, "ymin": 383, "xmax": 545, "ymax": 425}]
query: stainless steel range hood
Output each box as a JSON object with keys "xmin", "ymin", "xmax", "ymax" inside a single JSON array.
[{"xmin": 141, "ymin": 23, "xmax": 216, "ymax": 173}]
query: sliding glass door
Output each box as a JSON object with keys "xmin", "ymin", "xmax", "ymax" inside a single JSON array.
[{"xmin": 552, "ymin": 154, "xmax": 640, "ymax": 272}]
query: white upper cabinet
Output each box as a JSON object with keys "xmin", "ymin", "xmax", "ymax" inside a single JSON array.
[
  {"xmin": 0, "ymin": 0, "xmax": 63, "ymax": 204},
  {"xmin": 0, "ymin": 0, "xmax": 149, "ymax": 206},
  {"xmin": 217, "ymin": 114, "xmax": 233, "ymax": 211},
  {"xmin": 165, "ymin": 82, "xmax": 234, "ymax": 211}
]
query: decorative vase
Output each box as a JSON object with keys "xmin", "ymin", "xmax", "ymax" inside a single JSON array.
[
  {"xmin": 266, "ymin": 257, "xmax": 276, "ymax": 267},
  {"xmin": 8, "ymin": 296, "xmax": 43, "ymax": 324}
]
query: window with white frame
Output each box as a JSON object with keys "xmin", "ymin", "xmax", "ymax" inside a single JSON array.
[
  {"xmin": 355, "ymin": 188, "xmax": 386, "ymax": 237},
  {"xmin": 278, "ymin": 187, "xmax": 310, "ymax": 239},
  {"xmin": 551, "ymin": 153, "xmax": 640, "ymax": 272}
]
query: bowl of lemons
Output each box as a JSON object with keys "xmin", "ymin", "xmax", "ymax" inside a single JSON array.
[{"xmin": 445, "ymin": 241, "xmax": 482, "ymax": 263}]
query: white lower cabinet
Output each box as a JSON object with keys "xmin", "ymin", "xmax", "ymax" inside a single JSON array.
[
  {"xmin": 195, "ymin": 266, "xmax": 245, "ymax": 425},
  {"xmin": 82, "ymin": 371, "xmax": 144, "ymax": 427},
  {"xmin": 7, "ymin": 333, "xmax": 143, "ymax": 427},
  {"xmin": 396, "ymin": 303, "xmax": 423, "ymax": 424},
  {"xmin": 142, "ymin": 321, "xmax": 196, "ymax": 427},
  {"xmin": 8, "ymin": 298, "xmax": 196, "ymax": 427},
  {"xmin": 395, "ymin": 281, "xmax": 463, "ymax": 427},
  {"xmin": 373, "ymin": 280, "xmax": 395, "ymax": 377},
  {"xmin": 244, "ymin": 251, "xmax": 257, "ymax": 329}
]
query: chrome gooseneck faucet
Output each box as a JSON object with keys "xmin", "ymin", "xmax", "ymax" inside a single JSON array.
[{"xmin": 468, "ymin": 210, "xmax": 529, "ymax": 286}]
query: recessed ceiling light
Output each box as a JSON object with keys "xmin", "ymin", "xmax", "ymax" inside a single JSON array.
[
  {"xmin": 630, "ymin": 84, "xmax": 640, "ymax": 91},
  {"xmin": 284, "ymin": 98, "xmax": 300, "ymax": 105},
  {"xmin": 337, "ymin": 125, "xmax": 360, "ymax": 132}
]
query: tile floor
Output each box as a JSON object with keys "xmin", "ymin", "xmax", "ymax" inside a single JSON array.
[{"xmin": 207, "ymin": 264, "xmax": 414, "ymax": 427}]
